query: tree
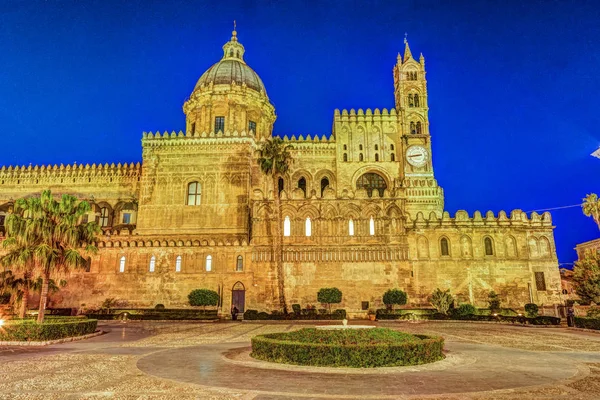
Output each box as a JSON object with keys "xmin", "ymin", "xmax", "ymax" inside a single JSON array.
[
  {"xmin": 582, "ymin": 193, "xmax": 600, "ymax": 230},
  {"xmin": 1, "ymin": 190, "xmax": 99, "ymax": 323},
  {"xmin": 1, "ymin": 234, "xmax": 37, "ymax": 318},
  {"xmin": 429, "ymin": 289, "xmax": 454, "ymax": 315},
  {"xmin": 257, "ymin": 137, "xmax": 293, "ymax": 313},
  {"xmin": 0, "ymin": 270, "xmax": 67, "ymax": 318},
  {"xmin": 524, "ymin": 303, "xmax": 539, "ymax": 318},
  {"xmin": 317, "ymin": 287, "xmax": 342, "ymax": 314},
  {"xmin": 188, "ymin": 289, "xmax": 219, "ymax": 310},
  {"xmin": 572, "ymin": 251, "xmax": 600, "ymax": 304},
  {"xmin": 488, "ymin": 290, "xmax": 501, "ymax": 312},
  {"xmin": 382, "ymin": 289, "xmax": 407, "ymax": 310}
]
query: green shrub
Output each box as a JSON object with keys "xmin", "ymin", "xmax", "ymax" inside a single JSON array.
[
  {"xmin": 251, "ymin": 328, "xmax": 444, "ymax": 367},
  {"xmin": 429, "ymin": 289, "xmax": 453, "ymax": 315},
  {"xmin": 524, "ymin": 303, "xmax": 539, "ymax": 318},
  {"xmin": 291, "ymin": 304, "xmax": 301, "ymax": 315},
  {"xmin": 574, "ymin": 317, "xmax": 600, "ymax": 330},
  {"xmin": 529, "ymin": 316, "xmax": 561, "ymax": 325},
  {"xmin": 317, "ymin": 287, "xmax": 342, "ymax": 313},
  {"xmin": 383, "ymin": 289, "xmax": 408, "ymax": 309},
  {"xmin": 86, "ymin": 308, "xmax": 217, "ymax": 320},
  {"xmin": 154, "ymin": 304, "xmax": 165, "ymax": 310},
  {"xmin": 244, "ymin": 309, "xmax": 259, "ymax": 320},
  {"xmin": 454, "ymin": 304, "xmax": 476, "ymax": 317},
  {"xmin": 587, "ymin": 307, "xmax": 600, "ymax": 319},
  {"xmin": 188, "ymin": 289, "xmax": 219, "ymax": 309},
  {"xmin": 0, "ymin": 319, "xmax": 97, "ymax": 341},
  {"xmin": 257, "ymin": 312, "xmax": 270, "ymax": 320},
  {"xmin": 488, "ymin": 291, "xmax": 501, "ymax": 312},
  {"xmin": 333, "ymin": 309, "xmax": 346, "ymax": 319}
]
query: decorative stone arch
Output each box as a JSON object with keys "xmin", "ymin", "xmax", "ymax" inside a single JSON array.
[
  {"xmin": 528, "ymin": 237, "xmax": 540, "ymax": 258},
  {"xmin": 460, "ymin": 235, "xmax": 472, "ymax": 257},
  {"xmin": 297, "ymin": 204, "xmax": 319, "ymax": 220},
  {"xmin": 417, "ymin": 235, "xmax": 429, "ymax": 259},
  {"xmin": 483, "ymin": 236, "xmax": 495, "ymax": 256},
  {"xmin": 504, "ymin": 235, "xmax": 518, "ymax": 258},
  {"xmin": 360, "ymin": 203, "xmax": 383, "ymax": 219},
  {"xmin": 439, "ymin": 235, "xmax": 451, "ymax": 256},
  {"xmin": 291, "ymin": 169, "xmax": 313, "ymax": 196},
  {"xmin": 351, "ymin": 166, "xmax": 392, "ymax": 190},
  {"xmin": 320, "ymin": 203, "xmax": 338, "ymax": 219},
  {"xmin": 255, "ymin": 204, "xmax": 273, "ymax": 218},
  {"xmin": 340, "ymin": 203, "xmax": 361, "ymax": 220},
  {"xmin": 314, "ymin": 169, "xmax": 335, "ymax": 197},
  {"xmin": 539, "ymin": 236, "xmax": 552, "ymax": 258}
]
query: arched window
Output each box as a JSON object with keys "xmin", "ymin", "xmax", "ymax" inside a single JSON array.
[
  {"xmin": 229, "ymin": 49, "xmax": 234, "ymax": 57},
  {"xmin": 348, "ymin": 219, "xmax": 355, "ymax": 236},
  {"xmin": 320, "ymin": 177, "xmax": 329, "ymax": 197},
  {"xmin": 414, "ymin": 94, "xmax": 420, "ymax": 107},
  {"xmin": 175, "ymin": 255, "xmax": 182, "ymax": 272},
  {"xmin": 278, "ymin": 177, "xmax": 284, "ymax": 196},
  {"xmin": 343, "ymin": 144, "xmax": 347, "ymax": 150},
  {"xmin": 298, "ymin": 177, "xmax": 306, "ymax": 197},
  {"xmin": 187, "ymin": 182, "xmax": 202, "ymax": 205},
  {"xmin": 374, "ymin": 144, "xmax": 379, "ymax": 151},
  {"xmin": 283, "ymin": 216, "xmax": 291, "ymax": 236},
  {"xmin": 343, "ymin": 153, "xmax": 348, "ymax": 162},
  {"xmin": 391, "ymin": 154, "xmax": 395, "ymax": 162},
  {"xmin": 410, "ymin": 122, "xmax": 416, "ymax": 134},
  {"xmin": 484, "ymin": 237, "xmax": 494, "ymax": 256},
  {"xmin": 359, "ymin": 144, "xmax": 363, "ymax": 151},
  {"xmin": 408, "ymin": 94, "xmax": 414, "ymax": 107},
  {"xmin": 359, "ymin": 153, "xmax": 364, "ymax": 161},
  {"xmin": 99, "ymin": 207, "xmax": 110, "ymax": 227},
  {"xmin": 369, "ymin": 217, "xmax": 375, "ymax": 236},
  {"xmin": 356, "ymin": 172, "xmax": 387, "ymax": 198},
  {"xmin": 390, "ymin": 144, "xmax": 394, "ymax": 151},
  {"xmin": 119, "ymin": 256, "xmax": 126, "ymax": 273},
  {"xmin": 305, "ymin": 217, "xmax": 312, "ymax": 236},
  {"xmin": 149, "ymin": 256, "xmax": 156, "ymax": 272},
  {"xmin": 375, "ymin": 154, "xmax": 379, "ymax": 162},
  {"xmin": 236, "ymin": 255, "xmax": 243, "ymax": 272},
  {"xmin": 205, "ymin": 255, "xmax": 212, "ymax": 271},
  {"xmin": 416, "ymin": 122, "xmax": 422, "ymax": 135},
  {"xmin": 440, "ymin": 238, "xmax": 449, "ymax": 256}
]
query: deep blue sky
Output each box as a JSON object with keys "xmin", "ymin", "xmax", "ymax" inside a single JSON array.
[{"xmin": 1, "ymin": 0, "xmax": 599, "ymax": 263}]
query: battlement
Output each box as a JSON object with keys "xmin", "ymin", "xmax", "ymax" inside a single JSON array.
[
  {"xmin": 408, "ymin": 209, "xmax": 553, "ymax": 229},
  {"xmin": 334, "ymin": 108, "xmax": 398, "ymax": 123},
  {"xmin": 279, "ymin": 134, "xmax": 334, "ymax": 143},
  {"xmin": 142, "ymin": 130, "xmax": 256, "ymax": 140},
  {"xmin": 0, "ymin": 162, "xmax": 141, "ymax": 178}
]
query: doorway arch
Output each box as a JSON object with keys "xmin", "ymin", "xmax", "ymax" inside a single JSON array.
[{"xmin": 232, "ymin": 281, "xmax": 246, "ymax": 313}]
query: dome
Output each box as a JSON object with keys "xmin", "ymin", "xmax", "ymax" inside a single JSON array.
[
  {"xmin": 193, "ymin": 28, "xmax": 267, "ymax": 95},
  {"xmin": 195, "ymin": 59, "xmax": 266, "ymax": 93}
]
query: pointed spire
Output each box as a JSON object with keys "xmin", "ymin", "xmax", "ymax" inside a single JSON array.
[{"xmin": 403, "ymin": 33, "xmax": 413, "ymax": 62}]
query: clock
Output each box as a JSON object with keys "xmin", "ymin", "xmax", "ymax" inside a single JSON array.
[{"xmin": 406, "ymin": 145, "xmax": 429, "ymax": 167}]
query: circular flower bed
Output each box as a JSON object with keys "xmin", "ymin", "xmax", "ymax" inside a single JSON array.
[{"xmin": 251, "ymin": 328, "xmax": 444, "ymax": 368}]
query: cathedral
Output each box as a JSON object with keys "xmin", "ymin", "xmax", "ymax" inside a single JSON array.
[{"xmin": 0, "ymin": 29, "xmax": 562, "ymax": 315}]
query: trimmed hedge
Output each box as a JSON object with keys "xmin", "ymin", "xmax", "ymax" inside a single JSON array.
[
  {"xmin": 574, "ymin": 317, "xmax": 600, "ymax": 330},
  {"xmin": 0, "ymin": 319, "xmax": 98, "ymax": 341},
  {"xmin": 244, "ymin": 309, "xmax": 346, "ymax": 320},
  {"xmin": 251, "ymin": 328, "xmax": 444, "ymax": 367},
  {"xmin": 376, "ymin": 309, "xmax": 560, "ymax": 325},
  {"xmin": 86, "ymin": 308, "xmax": 217, "ymax": 320}
]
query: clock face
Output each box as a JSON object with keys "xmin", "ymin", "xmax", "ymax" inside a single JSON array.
[{"xmin": 406, "ymin": 145, "xmax": 429, "ymax": 167}]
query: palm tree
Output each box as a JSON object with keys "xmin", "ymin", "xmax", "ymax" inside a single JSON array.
[
  {"xmin": 0, "ymin": 270, "xmax": 66, "ymax": 318},
  {"xmin": 583, "ymin": 193, "xmax": 600, "ymax": 230},
  {"xmin": 2, "ymin": 190, "xmax": 99, "ymax": 323},
  {"xmin": 257, "ymin": 137, "xmax": 293, "ymax": 313}
]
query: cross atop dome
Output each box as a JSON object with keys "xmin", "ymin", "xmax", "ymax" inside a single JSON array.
[{"xmin": 222, "ymin": 22, "xmax": 245, "ymax": 62}]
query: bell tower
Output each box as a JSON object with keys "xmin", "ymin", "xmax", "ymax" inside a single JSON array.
[{"xmin": 393, "ymin": 38, "xmax": 444, "ymax": 219}]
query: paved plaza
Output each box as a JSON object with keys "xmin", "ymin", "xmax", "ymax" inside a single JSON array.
[{"xmin": 1, "ymin": 321, "xmax": 600, "ymax": 399}]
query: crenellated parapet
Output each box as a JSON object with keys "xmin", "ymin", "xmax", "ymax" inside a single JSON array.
[
  {"xmin": 142, "ymin": 130, "xmax": 257, "ymax": 145},
  {"xmin": 334, "ymin": 108, "xmax": 398, "ymax": 123},
  {"xmin": 408, "ymin": 209, "xmax": 553, "ymax": 229},
  {"xmin": 0, "ymin": 162, "xmax": 142, "ymax": 186}
]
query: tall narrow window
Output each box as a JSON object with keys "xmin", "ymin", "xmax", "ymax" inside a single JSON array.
[
  {"xmin": 298, "ymin": 177, "xmax": 306, "ymax": 197},
  {"xmin": 484, "ymin": 237, "xmax": 494, "ymax": 256},
  {"xmin": 359, "ymin": 144, "xmax": 363, "ymax": 150},
  {"xmin": 305, "ymin": 217, "xmax": 312, "ymax": 236},
  {"xmin": 410, "ymin": 122, "xmax": 416, "ymax": 134},
  {"xmin": 187, "ymin": 182, "xmax": 202, "ymax": 205},
  {"xmin": 343, "ymin": 144, "xmax": 347, "ymax": 150},
  {"xmin": 414, "ymin": 94, "xmax": 420, "ymax": 107},
  {"xmin": 248, "ymin": 120, "xmax": 256, "ymax": 133},
  {"xmin": 375, "ymin": 154, "xmax": 379, "ymax": 162},
  {"xmin": 416, "ymin": 121, "xmax": 422, "ymax": 135},
  {"xmin": 236, "ymin": 255, "xmax": 243, "ymax": 272},
  {"xmin": 191, "ymin": 122, "xmax": 196, "ymax": 134},
  {"xmin": 320, "ymin": 177, "xmax": 329, "ymax": 197},
  {"xmin": 390, "ymin": 144, "xmax": 395, "ymax": 151},
  {"xmin": 440, "ymin": 238, "xmax": 449, "ymax": 256},
  {"xmin": 119, "ymin": 256, "xmax": 126, "ymax": 273},
  {"xmin": 534, "ymin": 271, "xmax": 546, "ymax": 291},
  {"xmin": 343, "ymin": 153, "xmax": 348, "ymax": 162},
  {"xmin": 175, "ymin": 255, "xmax": 182, "ymax": 272},
  {"xmin": 374, "ymin": 144, "xmax": 379, "ymax": 151},
  {"xmin": 99, "ymin": 207, "xmax": 110, "ymax": 227},
  {"xmin": 214, "ymin": 116, "xmax": 225, "ymax": 132},
  {"xmin": 359, "ymin": 153, "xmax": 364, "ymax": 161},
  {"xmin": 283, "ymin": 216, "xmax": 291, "ymax": 237},
  {"xmin": 408, "ymin": 94, "xmax": 414, "ymax": 107},
  {"xmin": 205, "ymin": 255, "xmax": 212, "ymax": 272},
  {"xmin": 149, "ymin": 256, "xmax": 156, "ymax": 272},
  {"xmin": 348, "ymin": 219, "xmax": 355, "ymax": 236},
  {"xmin": 391, "ymin": 154, "xmax": 395, "ymax": 161},
  {"xmin": 369, "ymin": 217, "xmax": 375, "ymax": 236},
  {"xmin": 122, "ymin": 213, "xmax": 131, "ymax": 224},
  {"xmin": 278, "ymin": 177, "xmax": 284, "ymax": 196}
]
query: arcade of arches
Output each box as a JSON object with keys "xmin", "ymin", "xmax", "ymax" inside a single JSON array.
[{"xmin": 0, "ymin": 31, "xmax": 562, "ymax": 315}]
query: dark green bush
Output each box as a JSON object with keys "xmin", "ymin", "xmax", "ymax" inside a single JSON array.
[
  {"xmin": 244, "ymin": 309, "xmax": 259, "ymax": 320},
  {"xmin": 333, "ymin": 309, "xmax": 346, "ymax": 319},
  {"xmin": 251, "ymin": 328, "xmax": 444, "ymax": 367},
  {"xmin": 86, "ymin": 308, "xmax": 217, "ymax": 320},
  {"xmin": 291, "ymin": 304, "xmax": 301, "ymax": 315},
  {"xmin": 257, "ymin": 312, "xmax": 270, "ymax": 320},
  {"xmin": 524, "ymin": 303, "xmax": 539, "ymax": 318},
  {"xmin": 488, "ymin": 291, "xmax": 501, "ymax": 312},
  {"xmin": 0, "ymin": 319, "xmax": 97, "ymax": 341},
  {"xmin": 454, "ymin": 304, "xmax": 477, "ymax": 317},
  {"xmin": 317, "ymin": 287, "xmax": 342, "ymax": 313},
  {"xmin": 587, "ymin": 307, "xmax": 600, "ymax": 319},
  {"xmin": 383, "ymin": 289, "xmax": 408, "ymax": 309},
  {"xmin": 574, "ymin": 317, "xmax": 600, "ymax": 330},
  {"xmin": 154, "ymin": 304, "xmax": 165, "ymax": 310},
  {"xmin": 188, "ymin": 289, "xmax": 219, "ymax": 308}
]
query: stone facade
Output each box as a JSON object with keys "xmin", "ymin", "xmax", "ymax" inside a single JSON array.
[{"xmin": 0, "ymin": 30, "xmax": 562, "ymax": 314}]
